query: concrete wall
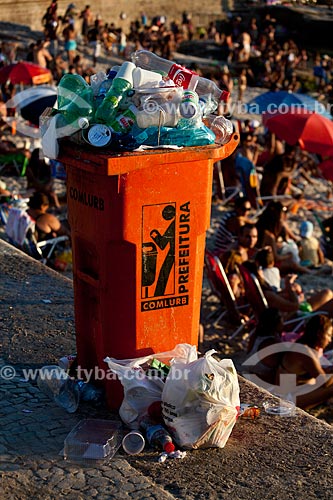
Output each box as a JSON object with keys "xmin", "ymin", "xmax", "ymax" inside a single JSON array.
[{"xmin": 0, "ymin": 0, "xmax": 232, "ymax": 33}]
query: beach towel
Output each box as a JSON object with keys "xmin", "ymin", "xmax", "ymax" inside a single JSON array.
[{"xmin": 5, "ymin": 208, "xmax": 35, "ymax": 247}]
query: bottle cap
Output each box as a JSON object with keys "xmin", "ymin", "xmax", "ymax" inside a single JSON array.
[
  {"xmin": 107, "ymin": 69, "xmax": 118, "ymax": 80},
  {"xmin": 87, "ymin": 124, "xmax": 112, "ymax": 147},
  {"xmin": 78, "ymin": 117, "xmax": 90, "ymax": 129},
  {"xmin": 122, "ymin": 431, "xmax": 145, "ymax": 455},
  {"xmin": 164, "ymin": 442, "xmax": 175, "ymax": 454},
  {"xmin": 115, "ymin": 61, "xmax": 136, "ymax": 85}
]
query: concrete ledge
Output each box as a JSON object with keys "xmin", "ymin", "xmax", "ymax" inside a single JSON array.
[{"xmin": 1, "ymin": 239, "xmax": 333, "ymax": 499}]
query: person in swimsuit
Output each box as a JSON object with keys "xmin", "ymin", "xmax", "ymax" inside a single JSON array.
[
  {"xmin": 278, "ymin": 315, "xmax": 333, "ymax": 409},
  {"xmin": 26, "ymin": 192, "xmax": 70, "ymax": 242}
]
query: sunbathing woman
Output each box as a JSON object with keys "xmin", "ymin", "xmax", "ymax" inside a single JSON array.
[
  {"xmin": 243, "ymin": 259, "xmax": 333, "ymax": 319},
  {"xmin": 277, "ymin": 314, "xmax": 333, "ymax": 409},
  {"xmin": 256, "ymin": 201, "xmax": 311, "ymax": 275}
]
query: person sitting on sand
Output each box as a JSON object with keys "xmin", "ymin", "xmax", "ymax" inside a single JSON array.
[
  {"xmin": 259, "ymin": 144, "xmax": 296, "ymax": 199},
  {"xmin": 220, "ymin": 223, "xmax": 258, "ymax": 299},
  {"xmin": 255, "ymin": 246, "xmax": 281, "ymax": 292},
  {"xmin": 299, "ymin": 220, "xmax": 325, "ymax": 268},
  {"xmin": 242, "ymin": 260, "xmax": 333, "ymax": 319},
  {"xmin": 214, "ymin": 196, "xmax": 254, "ymax": 255},
  {"xmin": 26, "ymin": 148, "xmax": 60, "ymax": 209},
  {"xmin": 277, "ymin": 314, "xmax": 333, "ymax": 409},
  {"xmin": 26, "ymin": 192, "xmax": 70, "ymax": 242},
  {"xmin": 256, "ymin": 201, "xmax": 311, "ymax": 275}
]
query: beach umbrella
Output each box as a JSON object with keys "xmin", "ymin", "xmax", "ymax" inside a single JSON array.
[
  {"xmin": 3, "ymin": 85, "xmax": 57, "ymax": 138},
  {"xmin": 317, "ymin": 158, "xmax": 333, "ymax": 182},
  {"xmin": 0, "ymin": 62, "xmax": 52, "ymax": 85},
  {"xmin": 13, "ymin": 86, "xmax": 57, "ymax": 126},
  {"xmin": 245, "ymin": 90, "xmax": 331, "ymax": 119},
  {"xmin": 263, "ymin": 110, "xmax": 333, "ymax": 156}
]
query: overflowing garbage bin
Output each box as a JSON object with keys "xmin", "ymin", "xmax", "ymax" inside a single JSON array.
[{"xmin": 60, "ymin": 137, "xmax": 238, "ymax": 408}]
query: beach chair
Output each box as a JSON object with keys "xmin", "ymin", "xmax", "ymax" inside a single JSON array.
[
  {"xmin": 314, "ymin": 212, "xmax": 333, "ymax": 260},
  {"xmin": 214, "ymin": 161, "xmax": 241, "ymax": 206},
  {"xmin": 237, "ymin": 264, "xmax": 324, "ymax": 335},
  {"xmin": 0, "ymin": 151, "xmax": 29, "ymax": 177},
  {"xmin": 5, "ymin": 207, "xmax": 69, "ymax": 266},
  {"xmin": 204, "ymin": 250, "xmax": 251, "ymax": 339}
]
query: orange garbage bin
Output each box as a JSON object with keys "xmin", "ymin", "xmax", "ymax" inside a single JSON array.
[{"xmin": 60, "ymin": 135, "xmax": 239, "ymax": 408}]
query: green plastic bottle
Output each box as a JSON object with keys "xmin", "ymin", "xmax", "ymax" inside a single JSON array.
[
  {"xmin": 57, "ymin": 74, "xmax": 94, "ymax": 130},
  {"xmin": 95, "ymin": 62, "xmax": 135, "ymax": 124}
]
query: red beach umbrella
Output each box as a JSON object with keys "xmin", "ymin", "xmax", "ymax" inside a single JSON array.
[
  {"xmin": 0, "ymin": 62, "xmax": 52, "ymax": 85},
  {"xmin": 263, "ymin": 110, "xmax": 333, "ymax": 157}
]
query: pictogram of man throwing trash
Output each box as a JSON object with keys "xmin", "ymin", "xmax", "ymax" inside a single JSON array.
[{"xmin": 142, "ymin": 204, "xmax": 176, "ymax": 298}]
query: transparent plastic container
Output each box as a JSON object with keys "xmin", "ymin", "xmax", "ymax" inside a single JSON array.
[
  {"xmin": 263, "ymin": 399, "xmax": 296, "ymax": 417},
  {"xmin": 63, "ymin": 419, "xmax": 123, "ymax": 462}
]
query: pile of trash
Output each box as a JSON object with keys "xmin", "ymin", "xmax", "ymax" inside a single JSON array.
[
  {"xmin": 104, "ymin": 343, "xmax": 240, "ymax": 451},
  {"xmin": 41, "ymin": 50, "xmax": 234, "ymax": 158},
  {"xmin": 37, "ymin": 345, "xmax": 265, "ymax": 462}
]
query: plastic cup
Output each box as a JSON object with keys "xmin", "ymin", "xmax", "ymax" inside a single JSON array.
[
  {"xmin": 122, "ymin": 431, "xmax": 145, "ymax": 455},
  {"xmin": 116, "ymin": 61, "xmax": 136, "ymax": 85},
  {"xmin": 133, "ymin": 67, "xmax": 162, "ymax": 88}
]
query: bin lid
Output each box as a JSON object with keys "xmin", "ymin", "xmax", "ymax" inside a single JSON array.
[{"xmin": 58, "ymin": 134, "xmax": 239, "ymax": 175}]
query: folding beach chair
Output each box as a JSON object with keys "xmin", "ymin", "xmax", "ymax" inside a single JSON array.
[
  {"xmin": 237, "ymin": 264, "xmax": 325, "ymax": 335},
  {"xmin": 0, "ymin": 151, "xmax": 29, "ymax": 177},
  {"xmin": 314, "ymin": 212, "xmax": 333, "ymax": 260},
  {"xmin": 204, "ymin": 250, "xmax": 251, "ymax": 339},
  {"xmin": 214, "ymin": 161, "xmax": 241, "ymax": 206},
  {"xmin": 5, "ymin": 207, "xmax": 69, "ymax": 266}
]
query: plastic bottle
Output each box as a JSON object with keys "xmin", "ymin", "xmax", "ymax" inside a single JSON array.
[
  {"xmin": 299, "ymin": 301, "xmax": 313, "ymax": 313},
  {"xmin": 202, "ymin": 114, "xmax": 233, "ymax": 145},
  {"xmin": 95, "ymin": 61, "xmax": 135, "ymax": 124},
  {"xmin": 109, "ymin": 104, "xmax": 138, "ymax": 134},
  {"xmin": 83, "ymin": 124, "xmax": 137, "ymax": 151},
  {"xmin": 57, "ymin": 74, "xmax": 94, "ymax": 129},
  {"xmin": 132, "ymin": 50, "xmax": 230, "ymax": 112},
  {"xmin": 132, "ymin": 50, "xmax": 198, "ymax": 90},
  {"xmin": 179, "ymin": 90, "xmax": 199, "ymax": 119},
  {"xmin": 94, "ymin": 69, "xmax": 118, "ymax": 108},
  {"xmin": 37, "ymin": 365, "xmax": 80, "ymax": 413},
  {"xmin": 76, "ymin": 380, "xmax": 104, "ymax": 404},
  {"xmin": 140, "ymin": 418, "xmax": 175, "ymax": 453},
  {"xmin": 249, "ymin": 167, "xmax": 258, "ymax": 188},
  {"xmin": 131, "ymin": 122, "xmax": 215, "ymax": 148}
]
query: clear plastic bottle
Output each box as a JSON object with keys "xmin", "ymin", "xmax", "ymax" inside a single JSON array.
[
  {"xmin": 94, "ymin": 69, "xmax": 118, "ymax": 108},
  {"xmin": 202, "ymin": 114, "xmax": 234, "ymax": 145},
  {"xmin": 132, "ymin": 50, "xmax": 198, "ymax": 90},
  {"xmin": 131, "ymin": 50, "xmax": 230, "ymax": 112},
  {"xmin": 140, "ymin": 418, "xmax": 175, "ymax": 453},
  {"xmin": 57, "ymin": 74, "xmax": 94, "ymax": 129},
  {"xmin": 37, "ymin": 365, "xmax": 80, "ymax": 413},
  {"xmin": 76, "ymin": 380, "xmax": 104, "ymax": 404},
  {"xmin": 95, "ymin": 61, "xmax": 135, "ymax": 124}
]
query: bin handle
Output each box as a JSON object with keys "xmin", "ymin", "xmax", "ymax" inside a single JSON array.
[{"xmin": 75, "ymin": 269, "xmax": 100, "ymax": 288}]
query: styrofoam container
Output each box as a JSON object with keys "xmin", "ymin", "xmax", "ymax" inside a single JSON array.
[{"xmin": 64, "ymin": 419, "xmax": 123, "ymax": 462}]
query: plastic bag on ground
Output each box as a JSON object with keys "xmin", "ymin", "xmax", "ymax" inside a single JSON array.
[
  {"xmin": 104, "ymin": 344, "xmax": 197, "ymax": 427},
  {"xmin": 162, "ymin": 350, "xmax": 240, "ymax": 449}
]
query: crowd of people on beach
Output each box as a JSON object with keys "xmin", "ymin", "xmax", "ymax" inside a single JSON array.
[{"xmin": 0, "ymin": 4, "xmax": 333, "ymax": 413}]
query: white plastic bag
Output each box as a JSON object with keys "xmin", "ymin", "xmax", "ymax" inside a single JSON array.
[
  {"xmin": 162, "ymin": 350, "xmax": 240, "ymax": 449},
  {"xmin": 104, "ymin": 344, "xmax": 197, "ymax": 427}
]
